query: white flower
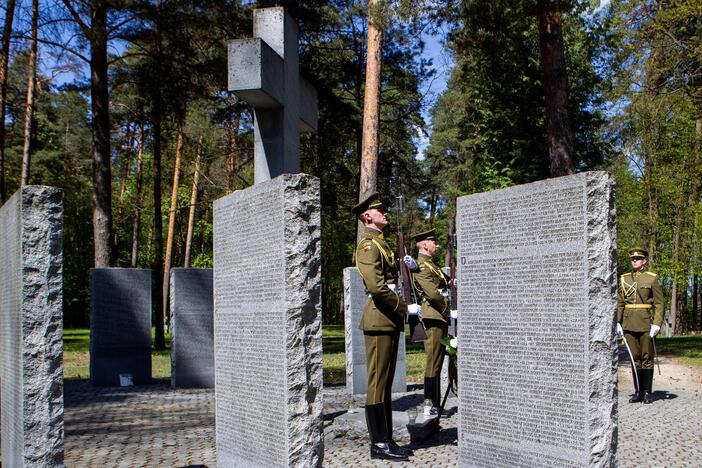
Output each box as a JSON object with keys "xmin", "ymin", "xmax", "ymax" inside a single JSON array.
[{"xmin": 450, "ymin": 337, "xmax": 458, "ymax": 349}]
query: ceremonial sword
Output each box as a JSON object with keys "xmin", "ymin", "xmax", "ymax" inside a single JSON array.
[{"xmin": 618, "ymin": 330, "xmax": 640, "ymax": 395}]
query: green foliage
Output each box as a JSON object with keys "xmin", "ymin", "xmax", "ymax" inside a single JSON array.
[
  {"xmin": 301, "ymin": 2, "xmax": 430, "ymax": 322},
  {"xmin": 604, "ymin": 0, "xmax": 702, "ymax": 332},
  {"xmin": 423, "ymin": 0, "xmax": 607, "ymax": 264}
]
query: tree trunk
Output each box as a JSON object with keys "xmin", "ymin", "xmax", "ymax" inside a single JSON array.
[
  {"xmin": 89, "ymin": 0, "xmax": 115, "ymax": 267},
  {"xmin": 152, "ymin": 93, "xmax": 165, "ymax": 350},
  {"xmin": 151, "ymin": 0, "xmax": 165, "ymax": 350},
  {"xmin": 184, "ymin": 135, "xmax": 203, "ymax": 267},
  {"xmin": 20, "ymin": 0, "xmax": 39, "ymax": 186},
  {"xmin": 163, "ymin": 118, "xmax": 185, "ymax": 334},
  {"xmin": 131, "ymin": 118, "xmax": 145, "ymax": 268},
  {"xmin": 536, "ymin": 0, "xmax": 575, "ymax": 177},
  {"xmin": 118, "ymin": 123, "xmax": 135, "ymax": 218},
  {"xmin": 226, "ymin": 101, "xmax": 241, "ymax": 193},
  {"xmin": 357, "ymin": 0, "xmax": 383, "ymax": 242},
  {"xmin": 692, "ymin": 273, "xmax": 698, "ymax": 331},
  {"xmin": 0, "ymin": 0, "xmax": 17, "ymax": 203}
]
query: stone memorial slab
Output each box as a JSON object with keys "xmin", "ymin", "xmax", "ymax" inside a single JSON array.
[
  {"xmin": 228, "ymin": 7, "xmax": 318, "ymax": 183},
  {"xmin": 0, "ymin": 185, "xmax": 63, "ymax": 467},
  {"xmin": 90, "ymin": 268, "xmax": 152, "ymax": 386},
  {"xmin": 213, "ymin": 174, "xmax": 322, "ymax": 467},
  {"xmin": 170, "ymin": 268, "xmax": 214, "ymax": 388},
  {"xmin": 343, "ymin": 267, "xmax": 407, "ymax": 395},
  {"xmin": 456, "ymin": 172, "xmax": 617, "ymax": 467}
]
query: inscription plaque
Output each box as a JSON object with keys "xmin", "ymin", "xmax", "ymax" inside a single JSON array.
[
  {"xmin": 344, "ymin": 267, "xmax": 407, "ymax": 394},
  {"xmin": 456, "ymin": 172, "xmax": 617, "ymax": 467},
  {"xmin": 170, "ymin": 268, "xmax": 214, "ymax": 388},
  {"xmin": 214, "ymin": 174, "xmax": 322, "ymax": 467},
  {"xmin": 90, "ymin": 268, "xmax": 152, "ymax": 386},
  {"xmin": 0, "ymin": 186, "xmax": 64, "ymax": 467}
]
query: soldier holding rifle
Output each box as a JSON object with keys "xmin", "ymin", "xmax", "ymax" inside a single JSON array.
[
  {"xmin": 617, "ymin": 248, "xmax": 665, "ymax": 404},
  {"xmin": 405, "ymin": 229, "xmax": 451, "ymax": 414},
  {"xmin": 352, "ymin": 192, "xmax": 420, "ymax": 461}
]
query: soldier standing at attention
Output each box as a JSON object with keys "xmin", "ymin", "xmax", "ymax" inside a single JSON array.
[
  {"xmin": 409, "ymin": 229, "xmax": 450, "ymax": 413},
  {"xmin": 352, "ymin": 192, "xmax": 419, "ymax": 461},
  {"xmin": 617, "ymin": 248, "xmax": 665, "ymax": 404}
]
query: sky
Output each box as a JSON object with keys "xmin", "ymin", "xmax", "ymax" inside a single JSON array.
[{"xmin": 415, "ymin": 26, "xmax": 454, "ymax": 159}]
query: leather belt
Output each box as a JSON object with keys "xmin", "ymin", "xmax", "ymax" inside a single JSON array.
[{"xmin": 625, "ymin": 304, "xmax": 652, "ymax": 309}]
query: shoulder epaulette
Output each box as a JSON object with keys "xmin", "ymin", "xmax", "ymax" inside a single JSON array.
[{"xmin": 645, "ymin": 271, "xmax": 657, "ymax": 277}]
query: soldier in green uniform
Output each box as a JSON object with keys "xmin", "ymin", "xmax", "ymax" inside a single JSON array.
[
  {"xmin": 617, "ymin": 248, "xmax": 665, "ymax": 404},
  {"xmin": 409, "ymin": 229, "xmax": 450, "ymax": 413},
  {"xmin": 352, "ymin": 192, "xmax": 419, "ymax": 461}
]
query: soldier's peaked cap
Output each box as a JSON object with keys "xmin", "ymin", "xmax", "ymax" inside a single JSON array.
[
  {"xmin": 351, "ymin": 192, "xmax": 387, "ymax": 215},
  {"xmin": 412, "ymin": 229, "xmax": 437, "ymax": 242},
  {"xmin": 629, "ymin": 247, "xmax": 649, "ymax": 258}
]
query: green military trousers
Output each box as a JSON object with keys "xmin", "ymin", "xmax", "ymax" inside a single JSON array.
[
  {"xmin": 624, "ymin": 330, "xmax": 654, "ymax": 369},
  {"xmin": 423, "ymin": 319, "xmax": 448, "ymax": 378},
  {"xmin": 364, "ymin": 330, "xmax": 400, "ymax": 405}
]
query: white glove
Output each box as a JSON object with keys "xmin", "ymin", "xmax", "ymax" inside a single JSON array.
[
  {"xmin": 403, "ymin": 255, "xmax": 418, "ymax": 270},
  {"xmin": 453, "ymin": 278, "xmax": 458, "ymax": 288},
  {"xmin": 616, "ymin": 323, "xmax": 623, "ymax": 337},
  {"xmin": 650, "ymin": 324, "xmax": 660, "ymax": 338},
  {"xmin": 450, "ymin": 310, "xmax": 458, "ymax": 319},
  {"xmin": 408, "ymin": 303, "xmax": 422, "ymax": 318}
]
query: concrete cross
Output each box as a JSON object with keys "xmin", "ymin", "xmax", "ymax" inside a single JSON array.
[{"xmin": 228, "ymin": 7, "xmax": 318, "ymax": 184}]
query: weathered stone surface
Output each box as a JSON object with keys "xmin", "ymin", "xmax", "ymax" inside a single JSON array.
[
  {"xmin": 213, "ymin": 173, "xmax": 323, "ymax": 467},
  {"xmin": 0, "ymin": 185, "xmax": 64, "ymax": 467},
  {"xmin": 170, "ymin": 268, "xmax": 214, "ymax": 388},
  {"xmin": 90, "ymin": 269, "xmax": 152, "ymax": 386},
  {"xmin": 343, "ymin": 267, "xmax": 406, "ymax": 395},
  {"xmin": 456, "ymin": 172, "xmax": 617, "ymax": 467},
  {"xmin": 227, "ymin": 7, "xmax": 318, "ymax": 183}
]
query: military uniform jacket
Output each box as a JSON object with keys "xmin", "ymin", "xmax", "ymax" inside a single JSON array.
[
  {"xmin": 412, "ymin": 253, "xmax": 449, "ymax": 323},
  {"xmin": 355, "ymin": 227, "xmax": 408, "ymax": 331},
  {"xmin": 617, "ymin": 270, "xmax": 665, "ymax": 332}
]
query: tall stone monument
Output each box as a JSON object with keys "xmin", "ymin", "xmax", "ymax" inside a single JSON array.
[
  {"xmin": 228, "ymin": 6, "xmax": 318, "ymax": 184},
  {"xmin": 0, "ymin": 186, "xmax": 64, "ymax": 467},
  {"xmin": 214, "ymin": 174, "xmax": 322, "ymax": 467},
  {"xmin": 170, "ymin": 268, "xmax": 214, "ymax": 388},
  {"xmin": 215, "ymin": 7, "xmax": 322, "ymax": 467},
  {"xmin": 456, "ymin": 172, "xmax": 617, "ymax": 467},
  {"xmin": 90, "ymin": 268, "xmax": 152, "ymax": 386},
  {"xmin": 344, "ymin": 267, "xmax": 407, "ymax": 394}
]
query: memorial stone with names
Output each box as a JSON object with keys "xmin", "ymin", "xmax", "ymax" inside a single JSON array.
[
  {"xmin": 90, "ymin": 268, "xmax": 152, "ymax": 386},
  {"xmin": 213, "ymin": 173, "xmax": 322, "ymax": 467},
  {"xmin": 456, "ymin": 172, "xmax": 617, "ymax": 467},
  {"xmin": 0, "ymin": 185, "xmax": 64, "ymax": 467},
  {"xmin": 170, "ymin": 268, "xmax": 214, "ymax": 388},
  {"xmin": 228, "ymin": 6, "xmax": 318, "ymax": 183},
  {"xmin": 344, "ymin": 267, "xmax": 407, "ymax": 395}
]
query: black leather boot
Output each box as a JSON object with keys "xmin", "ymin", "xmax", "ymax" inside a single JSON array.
[
  {"xmin": 424, "ymin": 376, "xmax": 436, "ymax": 403},
  {"xmin": 434, "ymin": 377, "xmax": 442, "ymax": 408},
  {"xmin": 365, "ymin": 403, "xmax": 409, "ymax": 461},
  {"xmin": 382, "ymin": 400, "xmax": 412, "ymax": 456},
  {"xmin": 629, "ymin": 368, "xmax": 642, "ymax": 403},
  {"xmin": 642, "ymin": 368, "xmax": 654, "ymax": 404}
]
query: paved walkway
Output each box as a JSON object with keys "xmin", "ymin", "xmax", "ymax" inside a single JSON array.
[{"xmin": 64, "ymin": 356, "xmax": 701, "ymax": 467}]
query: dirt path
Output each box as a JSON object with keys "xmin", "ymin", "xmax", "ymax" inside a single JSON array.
[{"xmin": 618, "ymin": 354, "xmax": 702, "ymax": 389}]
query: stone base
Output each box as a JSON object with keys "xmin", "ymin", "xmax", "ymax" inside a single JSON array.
[{"xmin": 328, "ymin": 397, "xmax": 459, "ymax": 443}]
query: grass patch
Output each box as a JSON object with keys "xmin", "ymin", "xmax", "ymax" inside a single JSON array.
[
  {"xmin": 655, "ymin": 335, "xmax": 702, "ymax": 367},
  {"xmin": 63, "ymin": 325, "xmax": 427, "ymax": 384},
  {"xmin": 322, "ymin": 324, "xmax": 427, "ymax": 385},
  {"xmin": 63, "ymin": 328, "xmax": 173, "ymax": 380}
]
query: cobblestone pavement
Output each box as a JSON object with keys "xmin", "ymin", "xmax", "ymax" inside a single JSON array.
[{"xmin": 65, "ymin": 357, "xmax": 701, "ymax": 467}]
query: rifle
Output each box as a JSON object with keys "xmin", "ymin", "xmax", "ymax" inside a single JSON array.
[
  {"xmin": 448, "ymin": 227, "xmax": 458, "ymax": 337},
  {"xmin": 396, "ymin": 195, "xmax": 426, "ymax": 341}
]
